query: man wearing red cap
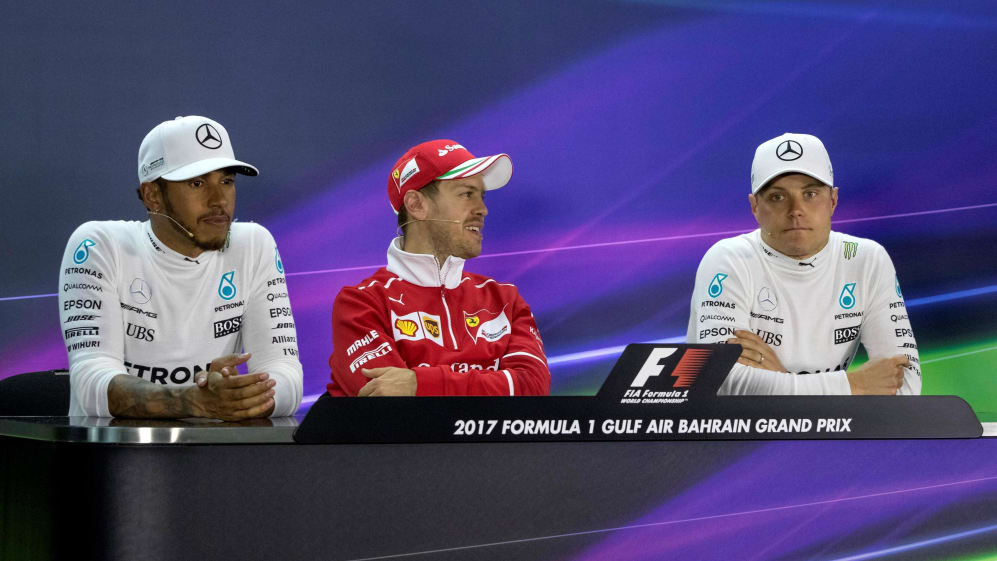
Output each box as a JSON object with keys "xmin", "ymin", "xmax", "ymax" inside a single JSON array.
[{"xmin": 327, "ymin": 140, "xmax": 550, "ymax": 396}]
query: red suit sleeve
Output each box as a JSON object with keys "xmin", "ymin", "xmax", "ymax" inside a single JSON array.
[{"xmin": 328, "ymin": 286, "xmax": 411, "ymax": 396}]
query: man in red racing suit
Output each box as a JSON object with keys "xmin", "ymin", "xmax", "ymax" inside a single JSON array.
[{"xmin": 327, "ymin": 139, "xmax": 550, "ymax": 397}]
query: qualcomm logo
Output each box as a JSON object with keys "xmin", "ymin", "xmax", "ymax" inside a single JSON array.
[
  {"xmin": 218, "ymin": 271, "xmax": 237, "ymax": 301},
  {"xmin": 275, "ymin": 248, "xmax": 284, "ymax": 274},
  {"xmin": 708, "ymin": 273, "xmax": 728, "ymax": 299},
  {"xmin": 73, "ymin": 239, "xmax": 96, "ymax": 264},
  {"xmin": 839, "ymin": 282, "xmax": 857, "ymax": 309}
]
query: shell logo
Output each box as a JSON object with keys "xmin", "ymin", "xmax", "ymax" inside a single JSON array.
[
  {"xmin": 395, "ymin": 319, "xmax": 419, "ymax": 337},
  {"xmin": 465, "ymin": 316, "xmax": 480, "ymax": 328}
]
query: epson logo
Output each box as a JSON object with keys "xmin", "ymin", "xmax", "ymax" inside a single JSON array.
[
  {"xmin": 64, "ymin": 299, "xmax": 102, "ymax": 311},
  {"xmin": 699, "ymin": 326, "xmax": 735, "ymax": 340},
  {"xmin": 214, "ymin": 316, "xmax": 243, "ymax": 338},
  {"xmin": 895, "ymin": 328, "xmax": 914, "ymax": 338},
  {"xmin": 269, "ymin": 306, "xmax": 292, "ymax": 318},
  {"xmin": 834, "ymin": 325, "xmax": 860, "ymax": 345}
]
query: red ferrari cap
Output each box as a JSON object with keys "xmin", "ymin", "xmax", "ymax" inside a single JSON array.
[{"xmin": 387, "ymin": 139, "xmax": 512, "ymax": 213}]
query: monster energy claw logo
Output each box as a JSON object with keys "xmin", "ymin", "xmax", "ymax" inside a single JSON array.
[
  {"xmin": 839, "ymin": 282, "xmax": 857, "ymax": 309},
  {"xmin": 73, "ymin": 239, "xmax": 96, "ymax": 264},
  {"xmin": 843, "ymin": 241, "xmax": 858, "ymax": 260},
  {"xmin": 895, "ymin": 275, "xmax": 902, "ymax": 298},
  {"xmin": 275, "ymin": 248, "xmax": 284, "ymax": 274},
  {"xmin": 708, "ymin": 273, "xmax": 728, "ymax": 298},
  {"xmin": 218, "ymin": 271, "xmax": 237, "ymax": 300}
]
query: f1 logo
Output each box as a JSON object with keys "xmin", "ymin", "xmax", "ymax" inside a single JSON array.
[{"xmin": 631, "ymin": 347, "xmax": 679, "ymax": 387}]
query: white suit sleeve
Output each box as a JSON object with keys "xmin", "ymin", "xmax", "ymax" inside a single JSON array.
[
  {"xmin": 687, "ymin": 241, "xmax": 851, "ymax": 395},
  {"xmin": 59, "ymin": 223, "xmax": 128, "ymax": 416},
  {"xmin": 241, "ymin": 225, "xmax": 303, "ymax": 416},
  {"xmin": 858, "ymin": 243, "xmax": 921, "ymax": 395}
]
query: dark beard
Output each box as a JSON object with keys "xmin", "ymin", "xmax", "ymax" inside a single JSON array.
[{"xmin": 162, "ymin": 198, "xmax": 228, "ymax": 251}]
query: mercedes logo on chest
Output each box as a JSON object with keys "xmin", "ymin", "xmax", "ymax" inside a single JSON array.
[
  {"xmin": 776, "ymin": 140, "xmax": 802, "ymax": 161},
  {"xmin": 195, "ymin": 124, "xmax": 223, "ymax": 149}
]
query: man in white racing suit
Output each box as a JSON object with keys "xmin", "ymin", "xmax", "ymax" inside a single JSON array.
[
  {"xmin": 58, "ymin": 116, "xmax": 303, "ymax": 418},
  {"xmin": 687, "ymin": 133, "xmax": 920, "ymax": 395}
]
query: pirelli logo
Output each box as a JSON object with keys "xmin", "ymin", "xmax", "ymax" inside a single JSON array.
[
  {"xmin": 349, "ymin": 342, "xmax": 392, "ymax": 372},
  {"xmin": 65, "ymin": 326, "xmax": 99, "ymax": 339}
]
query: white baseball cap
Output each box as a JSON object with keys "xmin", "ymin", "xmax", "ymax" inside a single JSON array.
[
  {"xmin": 750, "ymin": 133, "xmax": 833, "ymax": 194},
  {"xmin": 137, "ymin": 116, "xmax": 259, "ymax": 183}
]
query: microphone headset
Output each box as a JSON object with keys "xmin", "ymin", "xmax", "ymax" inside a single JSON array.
[
  {"xmin": 397, "ymin": 218, "xmax": 461, "ymax": 229},
  {"xmin": 147, "ymin": 211, "xmax": 196, "ymax": 239}
]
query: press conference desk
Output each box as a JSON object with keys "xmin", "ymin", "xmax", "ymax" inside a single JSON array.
[{"xmin": 2, "ymin": 416, "xmax": 996, "ymax": 561}]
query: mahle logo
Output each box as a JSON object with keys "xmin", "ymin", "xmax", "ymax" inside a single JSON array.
[
  {"xmin": 708, "ymin": 273, "xmax": 728, "ymax": 298},
  {"xmin": 839, "ymin": 282, "xmax": 857, "ymax": 309},
  {"xmin": 73, "ymin": 239, "xmax": 96, "ymax": 264},
  {"xmin": 218, "ymin": 271, "xmax": 237, "ymax": 301},
  {"xmin": 842, "ymin": 241, "xmax": 858, "ymax": 260}
]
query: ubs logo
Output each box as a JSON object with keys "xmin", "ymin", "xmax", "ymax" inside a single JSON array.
[
  {"xmin": 196, "ymin": 124, "xmax": 223, "ymax": 149},
  {"xmin": 776, "ymin": 140, "xmax": 803, "ymax": 161}
]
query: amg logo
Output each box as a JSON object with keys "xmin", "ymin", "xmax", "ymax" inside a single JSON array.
[
  {"xmin": 65, "ymin": 326, "xmax": 99, "ymax": 339},
  {"xmin": 214, "ymin": 316, "xmax": 243, "ymax": 338},
  {"xmin": 749, "ymin": 311, "xmax": 784, "ymax": 324},
  {"xmin": 834, "ymin": 325, "xmax": 860, "ymax": 345}
]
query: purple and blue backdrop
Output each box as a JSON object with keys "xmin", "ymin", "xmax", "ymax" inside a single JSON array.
[{"xmin": 2, "ymin": 1, "xmax": 996, "ymax": 556}]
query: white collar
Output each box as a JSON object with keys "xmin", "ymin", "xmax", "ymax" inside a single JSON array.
[
  {"xmin": 754, "ymin": 229, "xmax": 833, "ymax": 272},
  {"xmin": 386, "ymin": 237, "xmax": 465, "ymax": 288}
]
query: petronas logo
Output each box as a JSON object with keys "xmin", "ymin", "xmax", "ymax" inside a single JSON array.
[
  {"xmin": 708, "ymin": 273, "xmax": 728, "ymax": 298},
  {"xmin": 839, "ymin": 282, "xmax": 857, "ymax": 309},
  {"xmin": 843, "ymin": 241, "xmax": 858, "ymax": 260},
  {"xmin": 218, "ymin": 271, "xmax": 237, "ymax": 301}
]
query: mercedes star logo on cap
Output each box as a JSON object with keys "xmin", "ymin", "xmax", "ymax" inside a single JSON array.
[
  {"xmin": 195, "ymin": 123, "xmax": 223, "ymax": 149},
  {"xmin": 776, "ymin": 140, "xmax": 803, "ymax": 161}
]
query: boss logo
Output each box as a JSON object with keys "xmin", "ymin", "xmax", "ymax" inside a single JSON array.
[
  {"xmin": 834, "ymin": 325, "xmax": 860, "ymax": 345},
  {"xmin": 214, "ymin": 316, "xmax": 243, "ymax": 338}
]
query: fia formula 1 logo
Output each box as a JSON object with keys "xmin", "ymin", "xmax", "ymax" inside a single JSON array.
[{"xmin": 620, "ymin": 347, "xmax": 713, "ymax": 405}]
